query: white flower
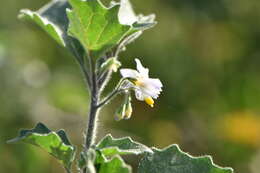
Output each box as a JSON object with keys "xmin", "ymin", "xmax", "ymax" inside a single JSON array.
[{"xmin": 120, "ymin": 59, "xmax": 163, "ymax": 107}]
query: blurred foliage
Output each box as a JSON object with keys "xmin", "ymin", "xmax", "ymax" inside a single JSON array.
[{"xmin": 0, "ymin": 0, "xmax": 260, "ymax": 172}]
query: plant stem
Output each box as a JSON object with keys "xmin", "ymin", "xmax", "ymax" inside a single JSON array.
[
  {"xmin": 85, "ymin": 54, "xmax": 100, "ymax": 152},
  {"xmin": 97, "ymin": 89, "xmax": 121, "ymax": 108},
  {"xmin": 65, "ymin": 167, "xmax": 72, "ymax": 173},
  {"xmin": 85, "ymin": 99, "xmax": 99, "ymax": 151}
]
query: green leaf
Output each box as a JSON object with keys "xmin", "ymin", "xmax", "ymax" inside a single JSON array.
[
  {"xmin": 96, "ymin": 134, "xmax": 152, "ymax": 157},
  {"xmin": 8, "ymin": 123, "xmax": 76, "ymax": 170},
  {"xmin": 118, "ymin": 0, "xmax": 156, "ymax": 30},
  {"xmin": 138, "ymin": 144, "xmax": 234, "ymax": 173},
  {"xmin": 66, "ymin": 0, "xmax": 131, "ymax": 59},
  {"xmin": 19, "ymin": 0, "xmax": 156, "ymax": 60},
  {"xmin": 20, "ymin": 9, "xmax": 65, "ymax": 46},
  {"xmin": 115, "ymin": 0, "xmax": 157, "ymax": 55},
  {"xmin": 19, "ymin": 0, "xmax": 85, "ymax": 60},
  {"xmin": 99, "ymin": 156, "xmax": 131, "ymax": 173}
]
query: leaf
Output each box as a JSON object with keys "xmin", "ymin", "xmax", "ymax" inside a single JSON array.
[
  {"xmin": 7, "ymin": 123, "xmax": 76, "ymax": 170},
  {"xmin": 138, "ymin": 144, "xmax": 234, "ymax": 173},
  {"xmin": 66, "ymin": 0, "xmax": 131, "ymax": 59},
  {"xmin": 19, "ymin": 0, "xmax": 156, "ymax": 60},
  {"xmin": 96, "ymin": 134, "xmax": 152, "ymax": 157},
  {"xmin": 118, "ymin": 0, "xmax": 156, "ymax": 30},
  {"xmin": 20, "ymin": 9, "xmax": 66, "ymax": 46},
  {"xmin": 115, "ymin": 0, "xmax": 157, "ymax": 55},
  {"xmin": 19, "ymin": 0, "xmax": 85, "ymax": 60},
  {"xmin": 99, "ymin": 156, "xmax": 131, "ymax": 173},
  {"xmin": 77, "ymin": 145, "xmax": 131, "ymax": 173}
]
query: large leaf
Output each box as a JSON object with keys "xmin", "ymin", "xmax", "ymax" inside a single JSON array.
[
  {"xmin": 99, "ymin": 156, "xmax": 131, "ymax": 173},
  {"xmin": 8, "ymin": 123, "xmax": 76, "ymax": 170},
  {"xmin": 20, "ymin": 9, "xmax": 66, "ymax": 46},
  {"xmin": 66, "ymin": 0, "xmax": 131, "ymax": 59},
  {"xmin": 96, "ymin": 134, "xmax": 152, "ymax": 157},
  {"xmin": 78, "ymin": 146, "xmax": 131, "ymax": 173},
  {"xmin": 19, "ymin": 0, "xmax": 85, "ymax": 60},
  {"xmin": 19, "ymin": 0, "xmax": 156, "ymax": 60},
  {"xmin": 138, "ymin": 144, "xmax": 233, "ymax": 173}
]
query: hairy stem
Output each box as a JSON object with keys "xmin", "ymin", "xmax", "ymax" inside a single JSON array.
[
  {"xmin": 85, "ymin": 100, "xmax": 99, "ymax": 151},
  {"xmin": 85, "ymin": 53, "xmax": 100, "ymax": 151},
  {"xmin": 65, "ymin": 167, "xmax": 72, "ymax": 173},
  {"xmin": 97, "ymin": 89, "xmax": 121, "ymax": 108}
]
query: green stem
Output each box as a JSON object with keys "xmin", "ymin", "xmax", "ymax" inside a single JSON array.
[
  {"xmin": 65, "ymin": 167, "xmax": 72, "ymax": 173},
  {"xmin": 97, "ymin": 89, "xmax": 122, "ymax": 108},
  {"xmin": 85, "ymin": 54, "xmax": 100, "ymax": 151}
]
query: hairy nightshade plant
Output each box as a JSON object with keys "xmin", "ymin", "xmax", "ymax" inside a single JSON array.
[{"xmin": 8, "ymin": 0, "xmax": 234, "ymax": 173}]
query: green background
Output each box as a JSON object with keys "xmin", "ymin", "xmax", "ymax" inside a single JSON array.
[{"xmin": 0, "ymin": 0, "xmax": 260, "ymax": 172}]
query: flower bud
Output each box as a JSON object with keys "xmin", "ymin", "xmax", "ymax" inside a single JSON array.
[
  {"xmin": 114, "ymin": 103, "xmax": 126, "ymax": 121},
  {"xmin": 101, "ymin": 57, "xmax": 121, "ymax": 73},
  {"xmin": 124, "ymin": 96, "xmax": 133, "ymax": 119}
]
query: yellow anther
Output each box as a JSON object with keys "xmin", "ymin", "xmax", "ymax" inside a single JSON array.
[{"xmin": 144, "ymin": 97, "xmax": 154, "ymax": 107}]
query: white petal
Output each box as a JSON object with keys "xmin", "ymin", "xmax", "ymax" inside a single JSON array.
[
  {"xmin": 146, "ymin": 78, "xmax": 163, "ymax": 90},
  {"xmin": 120, "ymin": 69, "xmax": 139, "ymax": 79},
  {"xmin": 140, "ymin": 86, "xmax": 160, "ymax": 99},
  {"xmin": 137, "ymin": 78, "xmax": 162, "ymax": 98},
  {"xmin": 135, "ymin": 58, "xmax": 149, "ymax": 77},
  {"xmin": 135, "ymin": 89, "xmax": 145, "ymax": 101}
]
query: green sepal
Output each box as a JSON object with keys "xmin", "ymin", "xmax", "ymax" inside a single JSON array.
[
  {"xmin": 7, "ymin": 123, "xmax": 76, "ymax": 170},
  {"xmin": 138, "ymin": 144, "xmax": 234, "ymax": 173}
]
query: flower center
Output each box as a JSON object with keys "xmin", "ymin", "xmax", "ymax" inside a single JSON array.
[{"xmin": 134, "ymin": 78, "xmax": 145, "ymax": 87}]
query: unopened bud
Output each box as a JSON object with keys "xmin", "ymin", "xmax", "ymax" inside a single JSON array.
[
  {"xmin": 124, "ymin": 96, "xmax": 132, "ymax": 119},
  {"xmin": 114, "ymin": 104, "xmax": 126, "ymax": 121},
  {"xmin": 101, "ymin": 57, "xmax": 121, "ymax": 73}
]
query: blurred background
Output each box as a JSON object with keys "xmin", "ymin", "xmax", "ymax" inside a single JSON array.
[{"xmin": 1, "ymin": 0, "xmax": 260, "ymax": 172}]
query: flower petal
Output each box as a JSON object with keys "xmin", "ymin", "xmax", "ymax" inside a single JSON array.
[
  {"xmin": 135, "ymin": 89, "xmax": 145, "ymax": 101},
  {"xmin": 135, "ymin": 58, "xmax": 149, "ymax": 77},
  {"xmin": 120, "ymin": 69, "xmax": 139, "ymax": 79},
  {"xmin": 140, "ymin": 86, "xmax": 160, "ymax": 99},
  {"xmin": 136, "ymin": 78, "xmax": 162, "ymax": 99},
  {"xmin": 145, "ymin": 78, "xmax": 163, "ymax": 90}
]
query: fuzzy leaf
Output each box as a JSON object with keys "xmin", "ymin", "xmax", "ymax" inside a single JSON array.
[
  {"xmin": 8, "ymin": 123, "xmax": 76, "ymax": 169},
  {"xmin": 138, "ymin": 144, "xmax": 233, "ymax": 173},
  {"xmin": 99, "ymin": 156, "xmax": 131, "ymax": 173},
  {"xmin": 20, "ymin": 9, "xmax": 65, "ymax": 46},
  {"xmin": 67, "ymin": 0, "xmax": 131, "ymax": 59},
  {"xmin": 19, "ymin": 0, "xmax": 85, "ymax": 60},
  {"xmin": 96, "ymin": 134, "xmax": 152, "ymax": 157},
  {"xmin": 118, "ymin": 0, "xmax": 156, "ymax": 30},
  {"xmin": 115, "ymin": 0, "xmax": 156, "ymax": 55}
]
